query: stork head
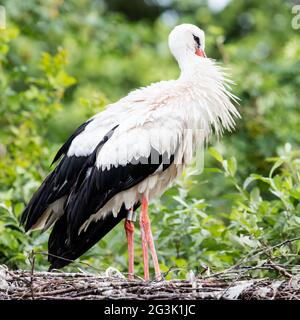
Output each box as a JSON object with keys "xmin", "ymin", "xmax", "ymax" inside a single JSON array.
[{"xmin": 168, "ymin": 24, "xmax": 206, "ymax": 64}]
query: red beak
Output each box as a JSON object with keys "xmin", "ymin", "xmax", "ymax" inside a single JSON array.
[{"xmin": 195, "ymin": 48, "xmax": 207, "ymax": 58}]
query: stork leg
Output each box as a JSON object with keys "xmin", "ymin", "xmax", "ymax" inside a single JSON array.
[
  {"xmin": 140, "ymin": 195, "xmax": 162, "ymax": 281},
  {"xmin": 125, "ymin": 208, "xmax": 135, "ymax": 280},
  {"xmin": 140, "ymin": 207, "xmax": 149, "ymax": 281}
]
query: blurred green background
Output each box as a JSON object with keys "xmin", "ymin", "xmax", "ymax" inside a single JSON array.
[{"xmin": 0, "ymin": 0, "xmax": 300, "ymax": 278}]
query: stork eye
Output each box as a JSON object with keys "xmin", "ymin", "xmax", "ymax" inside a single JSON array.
[{"xmin": 193, "ymin": 35, "xmax": 200, "ymax": 47}]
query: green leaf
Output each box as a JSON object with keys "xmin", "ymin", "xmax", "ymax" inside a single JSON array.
[
  {"xmin": 227, "ymin": 157, "xmax": 237, "ymax": 176},
  {"xmin": 14, "ymin": 203, "xmax": 24, "ymax": 216},
  {"xmin": 209, "ymin": 147, "xmax": 223, "ymax": 163},
  {"xmin": 173, "ymin": 196, "xmax": 189, "ymax": 208},
  {"xmin": 243, "ymin": 176, "xmax": 257, "ymax": 190},
  {"xmin": 269, "ymin": 159, "xmax": 284, "ymax": 177},
  {"xmin": 250, "ymin": 187, "xmax": 261, "ymax": 204}
]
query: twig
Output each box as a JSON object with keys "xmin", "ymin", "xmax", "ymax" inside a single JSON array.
[
  {"xmin": 34, "ymin": 251, "xmax": 105, "ymax": 273},
  {"xmin": 266, "ymin": 260, "xmax": 293, "ymax": 279},
  {"xmin": 203, "ymin": 237, "xmax": 300, "ymax": 279},
  {"xmin": 28, "ymin": 250, "xmax": 35, "ymax": 300}
]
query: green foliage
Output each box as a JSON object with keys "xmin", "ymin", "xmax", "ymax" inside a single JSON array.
[
  {"xmin": 0, "ymin": 0, "xmax": 299, "ymax": 278},
  {"xmin": 0, "ymin": 27, "xmax": 77, "ymax": 268},
  {"xmin": 150, "ymin": 145, "xmax": 300, "ymax": 278}
]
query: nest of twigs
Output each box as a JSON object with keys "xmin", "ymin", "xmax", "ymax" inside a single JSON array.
[{"xmin": 1, "ymin": 264, "xmax": 300, "ymax": 300}]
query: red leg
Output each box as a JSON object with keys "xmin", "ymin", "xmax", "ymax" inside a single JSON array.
[
  {"xmin": 124, "ymin": 219, "xmax": 135, "ymax": 280},
  {"xmin": 139, "ymin": 210, "xmax": 150, "ymax": 281},
  {"xmin": 140, "ymin": 195, "xmax": 162, "ymax": 280}
]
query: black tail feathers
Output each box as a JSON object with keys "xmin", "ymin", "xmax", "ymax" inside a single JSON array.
[{"xmin": 48, "ymin": 205, "xmax": 135, "ymax": 270}]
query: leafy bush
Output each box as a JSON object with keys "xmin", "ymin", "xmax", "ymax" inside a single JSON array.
[
  {"xmin": 0, "ymin": 28, "xmax": 76, "ymax": 268},
  {"xmin": 151, "ymin": 145, "xmax": 300, "ymax": 278}
]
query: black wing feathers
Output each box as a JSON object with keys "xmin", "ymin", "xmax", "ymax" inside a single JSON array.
[
  {"xmin": 51, "ymin": 119, "xmax": 92, "ymax": 166},
  {"xmin": 48, "ymin": 203, "xmax": 140, "ymax": 270},
  {"xmin": 21, "ymin": 119, "xmax": 94, "ymax": 231},
  {"xmin": 66, "ymin": 149, "xmax": 174, "ymax": 240},
  {"xmin": 21, "ymin": 155, "xmax": 88, "ymax": 231}
]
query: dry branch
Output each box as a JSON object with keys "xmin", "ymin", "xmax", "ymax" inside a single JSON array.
[{"xmin": 1, "ymin": 265, "xmax": 300, "ymax": 300}]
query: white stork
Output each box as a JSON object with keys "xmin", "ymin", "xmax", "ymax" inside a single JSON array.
[{"xmin": 21, "ymin": 24, "xmax": 240, "ymax": 280}]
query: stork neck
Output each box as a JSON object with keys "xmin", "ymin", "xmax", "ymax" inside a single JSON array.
[{"xmin": 177, "ymin": 53, "xmax": 202, "ymax": 79}]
